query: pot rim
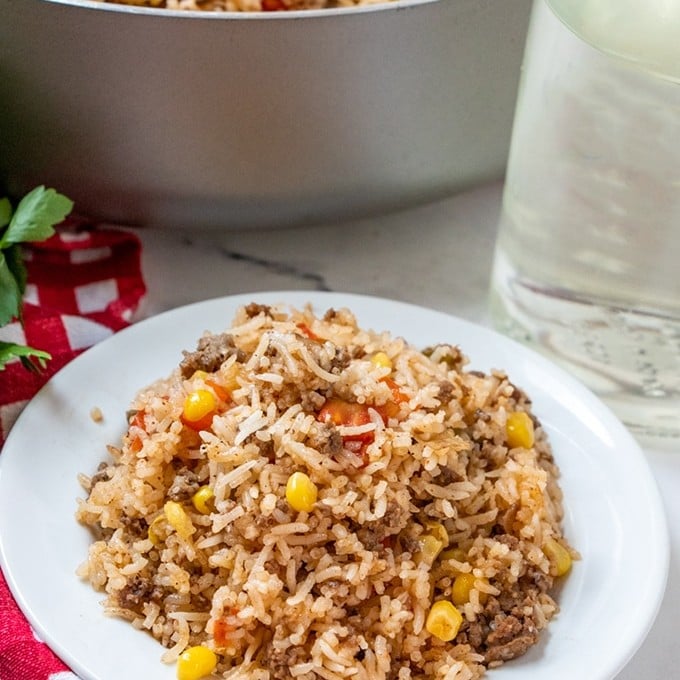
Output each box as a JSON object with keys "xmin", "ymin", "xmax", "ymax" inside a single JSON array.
[{"xmin": 41, "ymin": 0, "xmax": 439, "ymax": 20}]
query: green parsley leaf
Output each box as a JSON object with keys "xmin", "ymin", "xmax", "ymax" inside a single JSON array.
[
  {"xmin": 0, "ymin": 185, "xmax": 73, "ymax": 373},
  {"xmin": 0, "ymin": 341, "xmax": 52, "ymax": 373},
  {"xmin": 0, "ymin": 198, "xmax": 11, "ymax": 229},
  {"xmin": 5, "ymin": 244, "xmax": 27, "ymax": 297},
  {"xmin": 0, "ymin": 185, "xmax": 74, "ymax": 248},
  {"xmin": 0, "ymin": 250, "xmax": 23, "ymax": 326}
]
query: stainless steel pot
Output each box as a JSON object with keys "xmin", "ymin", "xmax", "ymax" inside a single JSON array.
[{"xmin": 0, "ymin": 0, "xmax": 531, "ymax": 228}]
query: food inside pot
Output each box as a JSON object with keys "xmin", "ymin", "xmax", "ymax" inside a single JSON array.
[{"xmin": 96, "ymin": 0, "xmax": 396, "ymax": 10}]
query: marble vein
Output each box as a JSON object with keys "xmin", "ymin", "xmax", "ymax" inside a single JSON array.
[{"xmin": 219, "ymin": 248, "xmax": 332, "ymax": 292}]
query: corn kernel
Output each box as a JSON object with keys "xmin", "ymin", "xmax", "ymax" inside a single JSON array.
[
  {"xmin": 440, "ymin": 548, "xmax": 468, "ymax": 565},
  {"xmin": 416, "ymin": 535, "xmax": 445, "ymax": 565},
  {"xmin": 147, "ymin": 515, "xmax": 166, "ymax": 546},
  {"xmin": 164, "ymin": 500, "xmax": 195, "ymax": 540},
  {"xmin": 425, "ymin": 600, "xmax": 463, "ymax": 642},
  {"xmin": 285, "ymin": 472, "xmax": 318, "ymax": 513},
  {"xmin": 424, "ymin": 521, "xmax": 450, "ymax": 549},
  {"xmin": 451, "ymin": 572, "xmax": 475, "ymax": 605},
  {"xmin": 177, "ymin": 645, "xmax": 218, "ymax": 680},
  {"xmin": 543, "ymin": 537, "xmax": 572, "ymax": 576},
  {"xmin": 192, "ymin": 370, "xmax": 208, "ymax": 380},
  {"xmin": 192, "ymin": 486, "xmax": 215, "ymax": 515},
  {"xmin": 416, "ymin": 523, "xmax": 450, "ymax": 564},
  {"xmin": 183, "ymin": 389, "xmax": 217, "ymax": 424},
  {"xmin": 371, "ymin": 352, "xmax": 392, "ymax": 370},
  {"xmin": 221, "ymin": 364, "xmax": 241, "ymax": 393},
  {"xmin": 451, "ymin": 573, "xmax": 489, "ymax": 605},
  {"xmin": 506, "ymin": 411, "xmax": 535, "ymax": 449}
]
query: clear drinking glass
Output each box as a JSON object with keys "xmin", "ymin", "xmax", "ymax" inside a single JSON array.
[{"xmin": 489, "ymin": 0, "xmax": 680, "ymax": 444}]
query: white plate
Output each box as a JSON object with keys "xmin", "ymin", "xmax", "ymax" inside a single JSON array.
[{"xmin": 0, "ymin": 291, "xmax": 669, "ymax": 680}]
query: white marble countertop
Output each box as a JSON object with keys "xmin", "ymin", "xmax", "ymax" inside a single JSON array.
[{"xmin": 134, "ymin": 180, "xmax": 678, "ymax": 680}]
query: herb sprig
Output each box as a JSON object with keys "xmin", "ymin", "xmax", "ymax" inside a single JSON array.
[{"xmin": 0, "ymin": 186, "xmax": 73, "ymax": 372}]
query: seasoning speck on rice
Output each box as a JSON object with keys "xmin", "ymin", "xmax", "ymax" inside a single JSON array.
[{"xmin": 76, "ymin": 303, "xmax": 577, "ymax": 680}]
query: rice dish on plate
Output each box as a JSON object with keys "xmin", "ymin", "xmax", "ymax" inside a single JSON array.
[
  {"xmin": 94, "ymin": 0, "xmax": 395, "ymax": 11},
  {"xmin": 76, "ymin": 302, "xmax": 576, "ymax": 680}
]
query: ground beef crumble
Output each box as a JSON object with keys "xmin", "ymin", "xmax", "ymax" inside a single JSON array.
[
  {"xmin": 352, "ymin": 502, "xmax": 406, "ymax": 551},
  {"xmin": 456, "ymin": 564, "xmax": 551, "ymax": 666},
  {"xmin": 329, "ymin": 346, "xmax": 352, "ymax": 373},
  {"xmin": 167, "ymin": 468, "xmax": 201, "ymax": 501},
  {"xmin": 306, "ymin": 423, "xmax": 343, "ymax": 457},
  {"xmin": 253, "ymin": 437, "xmax": 276, "ymax": 462},
  {"xmin": 119, "ymin": 515, "xmax": 148, "ymax": 537},
  {"xmin": 179, "ymin": 333, "xmax": 245, "ymax": 378},
  {"xmin": 435, "ymin": 465, "xmax": 462, "ymax": 485},
  {"xmin": 117, "ymin": 575, "xmax": 163, "ymax": 612},
  {"xmin": 484, "ymin": 613, "xmax": 539, "ymax": 664},
  {"xmin": 300, "ymin": 390, "xmax": 326, "ymax": 413},
  {"xmin": 89, "ymin": 461, "xmax": 112, "ymax": 487},
  {"xmin": 244, "ymin": 303, "xmax": 273, "ymax": 318},
  {"xmin": 261, "ymin": 640, "xmax": 308, "ymax": 679},
  {"xmin": 436, "ymin": 380, "xmax": 456, "ymax": 405}
]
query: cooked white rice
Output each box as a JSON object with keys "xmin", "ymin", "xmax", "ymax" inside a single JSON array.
[{"xmin": 76, "ymin": 302, "xmax": 576, "ymax": 679}]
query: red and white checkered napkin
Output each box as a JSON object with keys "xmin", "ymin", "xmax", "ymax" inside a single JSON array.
[{"xmin": 0, "ymin": 218, "xmax": 146, "ymax": 680}]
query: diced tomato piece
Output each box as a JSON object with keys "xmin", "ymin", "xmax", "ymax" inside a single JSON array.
[
  {"xmin": 262, "ymin": 0, "xmax": 286, "ymax": 10},
  {"xmin": 213, "ymin": 609, "xmax": 239, "ymax": 647},
  {"xmin": 381, "ymin": 535, "xmax": 395, "ymax": 549},
  {"xmin": 126, "ymin": 409, "xmax": 147, "ymax": 451},
  {"xmin": 318, "ymin": 398, "xmax": 370, "ymax": 427},
  {"xmin": 296, "ymin": 322, "xmax": 320, "ymax": 340},
  {"xmin": 180, "ymin": 412, "xmax": 215, "ymax": 432},
  {"xmin": 205, "ymin": 378, "xmax": 230, "ymax": 403},
  {"xmin": 318, "ymin": 398, "xmax": 374, "ymax": 466},
  {"xmin": 317, "ymin": 398, "xmax": 374, "ymax": 441},
  {"xmin": 383, "ymin": 377, "xmax": 409, "ymax": 403},
  {"xmin": 375, "ymin": 378, "xmax": 409, "ymax": 420},
  {"xmin": 213, "ymin": 618, "xmax": 233, "ymax": 647},
  {"xmin": 345, "ymin": 430, "xmax": 374, "ymax": 445},
  {"xmin": 129, "ymin": 409, "xmax": 146, "ymax": 431}
]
